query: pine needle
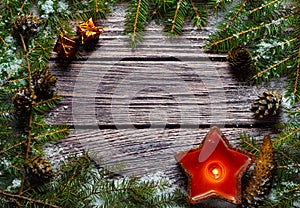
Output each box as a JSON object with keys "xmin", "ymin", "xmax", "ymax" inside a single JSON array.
[
  {"xmin": 252, "ymin": 56, "xmax": 293, "ymax": 79},
  {"xmin": 171, "ymin": 0, "xmax": 183, "ymax": 33},
  {"xmin": 0, "ymin": 190, "xmax": 62, "ymax": 208},
  {"xmin": 274, "ymin": 128, "xmax": 300, "ymax": 146},
  {"xmin": 294, "ymin": 46, "xmax": 300, "ymax": 96},
  {"xmin": 221, "ymin": 0, "xmax": 248, "ymax": 32},
  {"xmin": 133, "ymin": 0, "xmax": 142, "ymax": 43},
  {"xmin": 209, "ymin": 14, "xmax": 292, "ymax": 48},
  {"xmin": 33, "ymin": 128, "xmax": 69, "ymax": 141},
  {"xmin": 124, "ymin": 0, "xmax": 149, "ymax": 48},
  {"xmin": 249, "ymin": 0, "xmax": 280, "ymax": 14},
  {"xmin": 242, "ymin": 138, "xmax": 260, "ymax": 153}
]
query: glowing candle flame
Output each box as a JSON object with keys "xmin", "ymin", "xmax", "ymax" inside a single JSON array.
[
  {"xmin": 212, "ymin": 168, "xmax": 220, "ymax": 179},
  {"xmin": 206, "ymin": 162, "xmax": 225, "ymax": 182}
]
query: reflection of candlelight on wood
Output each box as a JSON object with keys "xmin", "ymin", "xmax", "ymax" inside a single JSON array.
[{"xmin": 175, "ymin": 126, "xmax": 255, "ymax": 205}]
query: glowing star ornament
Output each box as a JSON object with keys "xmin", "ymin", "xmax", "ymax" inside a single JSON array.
[
  {"xmin": 77, "ymin": 18, "xmax": 103, "ymax": 44},
  {"xmin": 175, "ymin": 126, "xmax": 255, "ymax": 205}
]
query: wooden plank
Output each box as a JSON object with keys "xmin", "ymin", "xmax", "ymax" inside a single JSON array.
[
  {"xmin": 47, "ymin": 19, "xmax": 287, "ymax": 127},
  {"xmin": 46, "ymin": 3, "xmax": 286, "ymax": 180},
  {"xmin": 47, "ymin": 57, "xmax": 286, "ymax": 126},
  {"xmin": 53, "ymin": 127, "xmax": 276, "ymax": 178}
]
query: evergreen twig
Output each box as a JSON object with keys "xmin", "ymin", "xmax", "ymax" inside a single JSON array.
[
  {"xmin": 124, "ymin": 0, "xmax": 149, "ymax": 48},
  {"xmin": 208, "ymin": 14, "xmax": 292, "ymax": 49},
  {"xmin": 19, "ymin": 33, "xmax": 34, "ymax": 194},
  {"xmin": 0, "ymin": 190, "xmax": 61, "ymax": 208},
  {"xmin": 220, "ymin": 0, "xmax": 247, "ymax": 32}
]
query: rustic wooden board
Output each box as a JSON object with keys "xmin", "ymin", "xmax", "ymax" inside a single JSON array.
[
  {"xmin": 47, "ymin": 4, "xmax": 285, "ymax": 181},
  {"xmin": 59, "ymin": 127, "xmax": 276, "ymax": 178},
  {"xmin": 47, "ymin": 35, "xmax": 286, "ymax": 127}
]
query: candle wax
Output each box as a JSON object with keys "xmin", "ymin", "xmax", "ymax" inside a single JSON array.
[{"xmin": 175, "ymin": 126, "xmax": 255, "ymax": 204}]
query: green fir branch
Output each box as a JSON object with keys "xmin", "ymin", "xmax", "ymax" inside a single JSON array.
[
  {"xmin": 32, "ymin": 126, "xmax": 70, "ymax": 144},
  {"xmin": 0, "ymin": 190, "xmax": 61, "ymax": 208},
  {"xmin": 124, "ymin": 0, "xmax": 149, "ymax": 48},
  {"xmin": 286, "ymin": 3, "xmax": 300, "ymax": 102},
  {"xmin": 207, "ymin": 14, "xmax": 292, "ymax": 50},
  {"xmin": 206, "ymin": 0, "xmax": 300, "ymax": 102},
  {"xmin": 33, "ymin": 95, "xmax": 62, "ymax": 114},
  {"xmin": 188, "ymin": 0, "xmax": 207, "ymax": 29},
  {"xmin": 126, "ymin": 0, "xmax": 231, "ymax": 47},
  {"xmin": 293, "ymin": 62, "xmax": 300, "ymax": 101},
  {"xmin": 274, "ymin": 122, "xmax": 300, "ymax": 149},
  {"xmin": 252, "ymin": 55, "xmax": 294, "ymax": 80},
  {"xmin": 239, "ymin": 133, "xmax": 260, "ymax": 155},
  {"xmin": 150, "ymin": 0, "xmax": 172, "ymax": 19},
  {"xmin": 164, "ymin": 0, "xmax": 188, "ymax": 35},
  {"xmin": 207, "ymin": 0, "xmax": 232, "ymax": 12},
  {"xmin": 220, "ymin": 0, "xmax": 248, "ymax": 32},
  {"xmin": 249, "ymin": 0, "xmax": 280, "ymax": 14}
]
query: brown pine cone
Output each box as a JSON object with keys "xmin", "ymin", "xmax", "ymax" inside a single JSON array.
[
  {"xmin": 243, "ymin": 135, "xmax": 275, "ymax": 206},
  {"xmin": 250, "ymin": 91, "xmax": 282, "ymax": 119},
  {"xmin": 14, "ymin": 14, "xmax": 42, "ymax": 39},
  {"xmin": 25, "ymin": 155, "xmax": 53, "ymax": 184},
  {"xmin": 227, "ymin": 46, "xmax": 252, "ymax": 81},
  {"xmin": 12, "ymin": 87, "xmax": 37, "ymax": 112},
  {"xmin": 32, "ymin": 68, "xmax": 57, "ymax": 100}
]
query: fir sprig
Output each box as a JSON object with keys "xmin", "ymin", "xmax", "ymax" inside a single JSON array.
[
  {"xmin": 207, "ymin": 0, "xmax": 232, "ymax": 12},
  {"xmin": 124, "ymin": 0, "xmax": 149, "ymax": 47},
  {"xmin": 206, "ymin": 0, "xmax": 300, "ymax": 102},
  {"xmin": 240, "ymin": 108, "xmax": 300, "ymax": 207},
  {"xmin": 207, "ymin": 13, "xmax": 292, "ymax": 51},
  {"xmin": 164, "ymin": 0, "xmax": 188, "ymax": 35},
  {"xmin": 239, "ymin": 133, "xmax": 260, "ymax": 155},
  {"xmin": 188, "ymin": 0, "xmax": 207, "ymax": 28},
  {"xmin": 286, "ymin": 1, "xmax": 300, "ymax": 103},
  {"xmin": 17, "ymin": 153, "xmax": 183, "ymax": 208},
  {"xmin": 125, "ymin": 0, "xmax": 232, "ymax": 48}
]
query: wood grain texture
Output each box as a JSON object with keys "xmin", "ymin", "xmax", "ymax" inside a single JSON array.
[
  {"xmin": 47, "ymin": 20, "xmax": 287, "ymax": 127},
  {"xmin": 47, "ymin": 4, "xmax": 285, "ymax": 181},
  {"xmin": 53, "ymin": 127, "xmax": 277, "ymax": 178}
]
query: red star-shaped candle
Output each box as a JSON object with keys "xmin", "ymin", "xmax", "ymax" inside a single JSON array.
[{"xmin": 175, "ymin": 126, "xmax": 255, "ymax": 204}]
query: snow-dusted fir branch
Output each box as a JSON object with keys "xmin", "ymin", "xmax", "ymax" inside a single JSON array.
[{"xmin": 124, "ymin": 0, "xmax": 149, "ymax": 47}]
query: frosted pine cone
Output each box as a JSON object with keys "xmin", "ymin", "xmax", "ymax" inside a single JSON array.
[
  {"xmin": 250, "ymin": 91, "xmax": 282, "ymax": 119},
  {"xmin": 14, "ymin": 14, "xmax": 42, "ymax": 39},
  {"xmin": 12, "ymin": 87, "xmax": 37, "ymax": 112},
  {"xmin": 26, "ymin": 155, "xmax": 53, "ymax": 184},
  {"xmin": 32, "ymin": 68, "xmax": 57, "ymax": 100}
]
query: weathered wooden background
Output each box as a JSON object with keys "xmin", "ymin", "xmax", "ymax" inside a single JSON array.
[{"xmin": 47, "ymin": 4, "xmax": 286, "ymax": 207}]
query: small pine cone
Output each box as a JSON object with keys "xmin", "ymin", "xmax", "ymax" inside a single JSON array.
[
  {"xmin": 12, "ymin": 87, "xmax": 37, "ymax": 112},
  {"xmin": 32, "ymin": 68, "xmax": 57, "ymax": 100},
  {"xmin": 227, "ymin": 46, "xmax": 252, "ymax": 80},
  {"xmin": 243, "ymin": 135, "xmax": 275, "ymax": 206},
  {"xmin": 250, "ymin": 91, "xmax": 282, "ymax": 119},
  {"xmin": 14, "ymin": 14, "xmax": 42, "ymax": 39},
  {"xmin": 26, "ymin": 156, "xmax": 53, "ymax": 183}
]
